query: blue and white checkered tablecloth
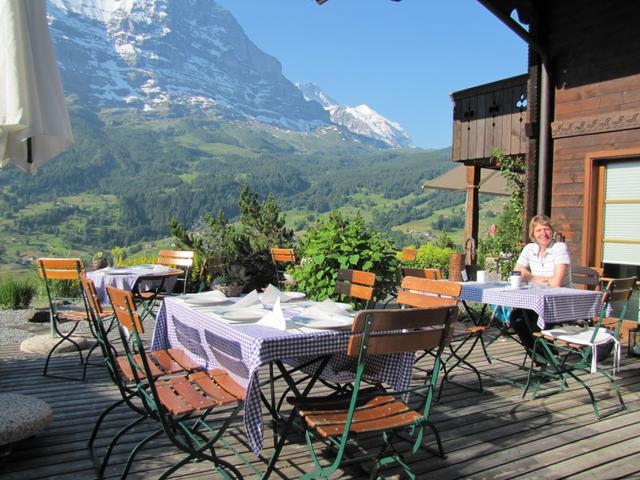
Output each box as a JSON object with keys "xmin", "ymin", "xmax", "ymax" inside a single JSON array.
[
  {"xmin": 151, "ymin": 297, "xmax": 414, "ymax": 455},
  {"xmin": 458, "ymin": 282, "xmax": 605, "ymax": 329}
]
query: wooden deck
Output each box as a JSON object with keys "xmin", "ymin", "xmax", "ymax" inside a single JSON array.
[{"xmin": 1, "ymin": 329, "xmax": 640, "ymax": 479}]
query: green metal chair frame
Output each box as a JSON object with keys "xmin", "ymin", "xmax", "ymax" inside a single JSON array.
[
  {"xmin": 107, "ymin": 285, "xmax": 246, "ymax": 479},
  {"xmin": 37, "ymin": 257, "xmax": 99, "ymax": 381},
  {"xmin": 265, "ymin": 305, "xmax": 457, "ymax": 480},
  {"xmin": 524, "ymin": 276, "xmax": 637, "ymax": 419},
  {"xmin": 396, "ymin": 276, "xmax": 484, "ymax": 401},
  {"xmin": 85, "ymin": 278, "xmax": 204, "ymax": 478}
]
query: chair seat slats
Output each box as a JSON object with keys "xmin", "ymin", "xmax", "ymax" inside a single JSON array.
[
  {"xmin": 167, "ymin": 348, "xmax": 202, "ymax": 371},
  {"xmin": 205, "ymin": 369, "xmax": 247, "ymax": 400},
  {"xmin": 169, "ymin": 377, "xmax": 220, "ymax": 412},
  {"xmin": 304, "ymin": 398, "xmax": 423, "ymax": 438},
  {"xmin": 150, "ymin": 350, "xmax": 184, "ymax": 374},
  {"xmin": 155, "ymin": 380, "xmax": 201, "ymax": 416},
  {"xmin": 189, "ymin": 371, "xmax": 238, "ymax": 404}
]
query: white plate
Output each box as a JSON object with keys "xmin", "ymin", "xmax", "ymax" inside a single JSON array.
[
  {"xmin": 222, "ymin": 309, "xmax": 265, "ymax": 322},
  {"xmin": 183, "ymin": 296, "xmax": 230, "ymax": 307},
  {"xmin": 284, "ymin": 291, "xmax": 306, "ymax": 301},
  {"xmin": 292, "ymin": 314, "xmax": 353, "ymax": 330},
  {"xmin": 104, "ymin": 268, "xmax": 133, "ymax": 275}
]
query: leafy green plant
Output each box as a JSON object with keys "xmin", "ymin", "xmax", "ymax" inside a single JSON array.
[
  {"xmin": 413, "ymin": 242, "xmax": 457, "ymax": 277},
  {"xmin": 291, "ymin": 212, "xmax": 398, "ymax": 303},
  {"xmin": 478, "ymin": 148, "xmax": 525, "ymax": 277},
  {"xmin": 169, "ymin": 183, "xmax": 293, "ymax": 292},
  {"xmin": 0, "ymin": 278, "xmax": 39, "ymax": 309}
]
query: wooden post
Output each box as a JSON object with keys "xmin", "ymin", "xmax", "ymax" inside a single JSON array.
[{"xmin": 464, "ymin": 164, "xmax": 481, "ymax": 266}]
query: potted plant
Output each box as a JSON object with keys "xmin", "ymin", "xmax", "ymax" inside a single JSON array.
[
  {"xmin": 92, "ymin": 251, "xmax": 108, "ymax": 270},
  {"xmin": 213, "ymin": 263, "xmax": 247, "ymax": 297}
]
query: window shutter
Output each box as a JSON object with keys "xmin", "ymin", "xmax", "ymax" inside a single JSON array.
[{"xmin": 601, "ymin": 160, "xmax": 640, "ymax": 266}]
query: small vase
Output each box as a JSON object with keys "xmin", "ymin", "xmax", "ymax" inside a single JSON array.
[
  {"xmin": 216, "ymin": 285, "xmax": 243, "ymax": 297},
  {"xmin": 92, "ymin": 258, "xmax": 108, "ymax": 270}
]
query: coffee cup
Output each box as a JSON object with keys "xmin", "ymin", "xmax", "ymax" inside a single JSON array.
[
  {"xmin": 509, "ymin": 274, "xmax": 522, "ymax": 289},
  {"xmin": 476, "ymin": 270, "xmax": 486, "ymax": 283}
]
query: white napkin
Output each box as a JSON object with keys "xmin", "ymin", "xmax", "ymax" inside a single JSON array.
[
  {"xmin": 256, "ymin": 298, "xmax": 287, "ymax": 330},
  {"xmin": 228, "ymin": 290, "xmax": 261, "ymax": 310},
  {"xmin": 307, "ymin": 299, "xmax": 352, "ymax": 316},
  {"xmin": 261, "ymin": 284, "xmax": 292, "ymax": 304}
]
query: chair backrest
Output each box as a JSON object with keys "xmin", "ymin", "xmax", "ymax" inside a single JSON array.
[
  {"xmin": 594, "ymin": 276, "xmax": 637, "ymax": 340},
  {"xmin": 571, "ymin": 265, "xmax": 603, "ymax": 291},
  {"xmin": 158, "ymin": 250, "xmax": 194, "ymax": 268},
  {"xmin": 107, "ymin": 286, "xmax": 145, "ymax": 335},
  {"xmin": 270, "ymin": 248, "xmax": 296, "ymax": 264},
  {"xmin": 158, "ymin": 250, "xmax": 194, "ymax": 294},
  {"xmin": 80, "ymin": 275, "xmax": 108, "ymax": 316},
  {"xmin": 397, "ymin": 276, "xmax": 460, "ymax": 309},
  {"xmin": 335, "ymin": 269, "xmax": 376, "ymax": 306},
  {"xmin": 36, "ymin": 257, "xmax": 85, "ymax": 281},
  {"xmin": 36, "ymin": 258, "xmax": 86, "ymax": 309},
  {"xmin": 270, "ymin": 248, "xmax": 296, "ymax": 289},
  {"xmin": 347, "ymin": 306, "xmax": 457, "ymax": 357},
  {"xmin": 400, "ymin": 247, "xmax": 417, "ymax": 262},
  {"xmin": 400, "ymin": 267, "xmax": 442, "ymax": 281}
]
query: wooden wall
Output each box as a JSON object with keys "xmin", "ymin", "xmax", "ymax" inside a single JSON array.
[
  {"xmin": 541, "ymin": 1, "xmax": 640, "ymax": 263},
  {"xmin": 451, "ymin": 74, "xmax": 528, "ymax": 164}
]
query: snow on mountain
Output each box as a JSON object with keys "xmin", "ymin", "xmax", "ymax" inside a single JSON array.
[
  {"xmin": 46, "ymin": 0, "xmax": 412, "ymax": 146},
  {"xmin": 297, "ymin": 82, "xmax": 413, "ymax": 148},
  {"xmin": 47, "ymin": 0, "xmax": 329, "ymax": 131}
]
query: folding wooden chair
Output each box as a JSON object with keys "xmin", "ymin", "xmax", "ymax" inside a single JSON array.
[
  {"xmin": 106, "ymin": 286, "xmax": 246, "ymax": 479},
  {"xmin": 397, "ymin": 276, "xmax": 484, "ymax": 400},
  {"xmin": 335, "ymin": 268, "xmax": 376, "ymax": 309},
  {"xmin": 36, "ymin": 258, "xmax": 96, "ymax": 381},
  {"xmin": 524, "ymin": 276, "xmax": 637, "ymax": 419},
  {"xmin": 571, "ymin": 265, "xmax": 603, "ymax": 291},
  {"xmin": 84, "ymin": 279, "xmax": 204, "ymax": 478},
  {"xmin": 265, "ymin": 306, "xmax": 457, "ymax": 480},
  {"xmin": 400, "ymin": 247, "xmax": 417, "ymax": 262},
  {"xmin": 270, "ymin": 247, "xmax": 296, "ymax": 289},
  {"xmin": 157, "ymin": 249, "xmax": 194, "ymax": 294},
  {"xmin": 401, "ymin": 267, "xmax": 442, "ymax": 280}
]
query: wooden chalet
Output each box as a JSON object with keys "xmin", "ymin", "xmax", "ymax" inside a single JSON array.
[{"xmin": 455, "ymin": 0, "xmax": 640, "ymax": 292}]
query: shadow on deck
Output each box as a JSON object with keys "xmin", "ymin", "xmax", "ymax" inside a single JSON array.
[{"xmin": 1, "ymin": 332, "xmax": 639, "ymax": 479}]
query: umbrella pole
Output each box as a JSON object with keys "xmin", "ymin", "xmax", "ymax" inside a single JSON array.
[{"xmin": 27, "ymin": 137, "xmax": 33, "ymax": 165}]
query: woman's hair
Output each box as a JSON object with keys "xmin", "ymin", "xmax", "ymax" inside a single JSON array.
[{"xmin": 528, "ymin": 214, "xmax": 554, "ymax": 241}]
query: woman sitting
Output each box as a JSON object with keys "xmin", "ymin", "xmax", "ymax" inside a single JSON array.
[{"xmin": 510, "ymin": 215, "xmax": 571, "ymax": 352}]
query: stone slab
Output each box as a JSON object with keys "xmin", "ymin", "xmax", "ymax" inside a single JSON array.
[
  {"xmin": 0, "ymin": 394, "xmax": 53, "ymax": 446},
  {"xmin": 20, "ymin": 334, "xmax": 91, "ymax": 355}
]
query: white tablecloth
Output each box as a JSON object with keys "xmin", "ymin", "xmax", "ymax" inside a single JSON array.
[{"xmin": 88, "ymin": 265, "xmax": 179, "ymax": 304}]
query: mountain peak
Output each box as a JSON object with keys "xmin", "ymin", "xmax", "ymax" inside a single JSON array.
[
  {"xmin": 48, "ymin": 0, "xmax": 329, "ymax": 131},
  {"xmin": 297, "ymin": 84, "xmax": 413, "ymax": 148}
]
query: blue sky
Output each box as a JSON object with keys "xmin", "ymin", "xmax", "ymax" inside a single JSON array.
[{"xmin": 215, "ymin": 0, "xmax": 527, "ymax": 149}]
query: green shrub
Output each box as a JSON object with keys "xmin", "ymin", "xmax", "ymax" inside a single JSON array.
[
  {"xmin": 0, "ymin": 278, "xmax": 39, "ymax": 309},
  {"xmin": 414, "ymin": 243, "xmax": 457, "ymax": 277},
  {"xmin": 291, "ymin": 212, "xmax": 398, "ymax": 304}
]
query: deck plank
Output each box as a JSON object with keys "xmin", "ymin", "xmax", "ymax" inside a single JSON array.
[{"xmin": 1, "ymin": 328, "xmax": 640, "ymax": 479}]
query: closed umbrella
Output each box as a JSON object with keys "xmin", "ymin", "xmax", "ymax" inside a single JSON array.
[{"xmin": 0, "ymin": 0, "xmax": 73, "ymax": 175}]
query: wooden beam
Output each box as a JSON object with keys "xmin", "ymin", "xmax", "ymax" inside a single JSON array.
[{"xmin": 464, "ymin": 164, "xmax": 481, "ymax": 266}]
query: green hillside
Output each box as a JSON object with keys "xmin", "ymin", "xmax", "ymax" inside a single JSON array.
[{"xmin": 0, "ymin": 105, "xmax": 484, "ymax": 278}]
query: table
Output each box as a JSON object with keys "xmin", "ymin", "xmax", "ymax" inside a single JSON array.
[
  {"xmin": 150, "ymin": 296, "xmax": 414, "ymax": 455},
  {"xmin": 458, "ymin": 281, "xmax": 605, "ymax": 329},
  {"xmin": 88, "ymin": 265, "xmax": 182, "ymax": 304}
]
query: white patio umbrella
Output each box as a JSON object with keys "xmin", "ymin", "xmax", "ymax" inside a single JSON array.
[{"xmin": 0, "ymin": 0, "xmax": 73, "ymax": 175}]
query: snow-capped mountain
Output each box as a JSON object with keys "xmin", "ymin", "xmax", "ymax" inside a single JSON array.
[
  {"xmin": 297, "ymin": 82, "xmax": 413, "ymax": 148},
  {"xmin": 47, "ymin": 0, "xmax": 329, "ymax": 131},
  {"xmin": 46, "ymin": 0, "xmax": 412, "ymax": 147}
]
